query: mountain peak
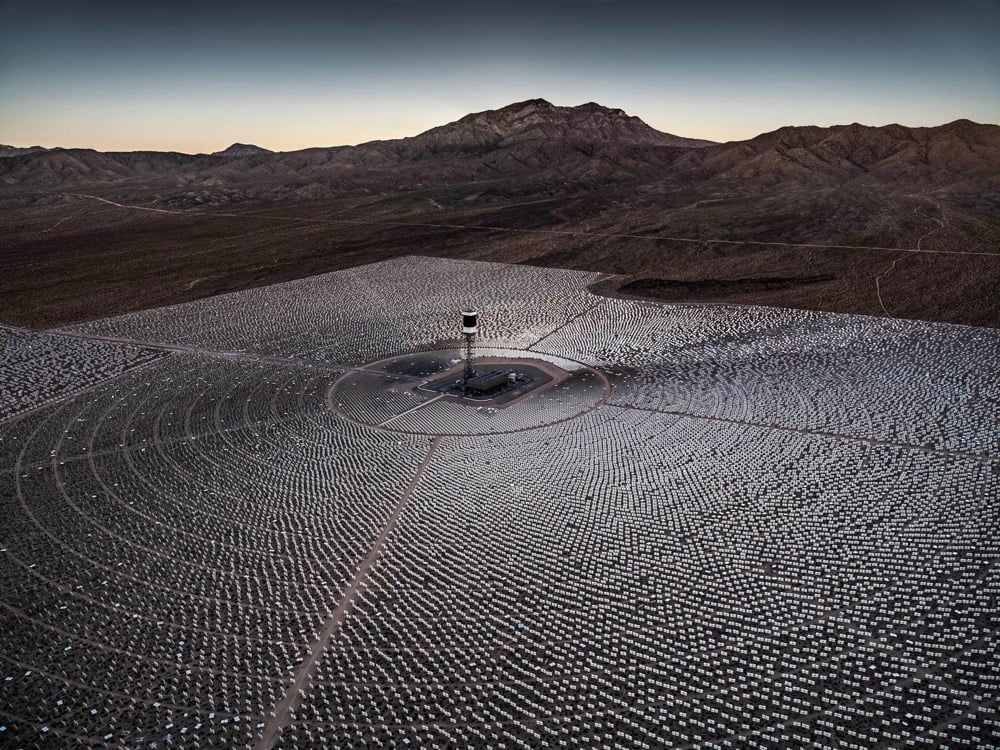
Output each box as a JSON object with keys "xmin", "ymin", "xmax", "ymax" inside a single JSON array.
[
  {"xmin": 407, "ymin": 99, "xmax": 715, "ymax": 153},
  {"xmin": 503, "ymin": 98, "xmax": 554, "ymax": 110},
  {"xmin": 576, "ymin": 101, "xmax": 622, "ymax": 113},
  {"xmin": 213, "ymin": 143, "xmax": 273, "ymax": 157}
]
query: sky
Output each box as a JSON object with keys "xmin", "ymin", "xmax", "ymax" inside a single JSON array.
[{"xmin": 1, "ymin": 0, "xmax": 998, "ymax": 152}]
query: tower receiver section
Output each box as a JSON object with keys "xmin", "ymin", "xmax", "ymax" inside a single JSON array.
[{"xmin": 461, "ymin": 310, "xmax": 478, "ymax": 386}]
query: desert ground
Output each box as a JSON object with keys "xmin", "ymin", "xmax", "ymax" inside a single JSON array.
[{"xmin": 2, "ymin": 188, "xmax": 998, "ymax": 331}]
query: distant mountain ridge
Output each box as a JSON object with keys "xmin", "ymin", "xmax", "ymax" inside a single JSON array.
[
  {"xmin": 0, "ymin": 101, "xmax": 997, "ymax": 203},
  {"xmin": 0, "ymin": 144, "xmax": 48, "ymax": 158}
]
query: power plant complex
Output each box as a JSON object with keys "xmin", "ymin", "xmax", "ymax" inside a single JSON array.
[{"xmin": 2, "ymin": 256, "xmax": 996, "ymax": 749}]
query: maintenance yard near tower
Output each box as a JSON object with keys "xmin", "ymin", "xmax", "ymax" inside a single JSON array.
[{"xmin": 1, "ymin": 255, "xmax": 998, "ymax": 748}]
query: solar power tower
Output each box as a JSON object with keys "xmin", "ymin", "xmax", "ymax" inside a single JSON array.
[{"xmin": 461, "ymin": 310, "xmax": 478, "ymax": 386}]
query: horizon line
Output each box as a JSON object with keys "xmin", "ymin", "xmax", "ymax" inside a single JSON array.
[{"xmin": 1, "ymin": 108, "xmax": 994, "ymax": 155}]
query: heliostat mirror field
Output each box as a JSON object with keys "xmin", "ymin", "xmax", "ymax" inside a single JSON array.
[{"xmin": 1, "ymin": 256, "xmax": 998, "ymax": 748}]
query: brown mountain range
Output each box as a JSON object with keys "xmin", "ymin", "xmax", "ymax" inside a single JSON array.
[
  {"xmin": 1, "ymin": 100, "xmax": 998, "ymax": 328},
  {"xmin": 0, "ymin": 99, "xmax": 715, "ymax": 198}
]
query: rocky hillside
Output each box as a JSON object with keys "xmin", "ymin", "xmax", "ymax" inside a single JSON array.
[
  {"xmin": 391, "ymin": 99, "xmax": 715, "ymax": 155},
  {"xmin": 671, "ymin": 119, "xmax": 1000, "ymax": 190}
]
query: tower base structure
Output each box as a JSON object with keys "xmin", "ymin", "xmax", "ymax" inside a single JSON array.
[
  {"xmin": 463, "ymin": 331, "xmax": 476, "ymax": 385},
  {"xmin": 461, "ymin": 309, "xmax": 478, "ymax": 389}
]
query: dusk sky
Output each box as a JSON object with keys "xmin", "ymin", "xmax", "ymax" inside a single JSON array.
[{"xmin": 2, "ymin": 0, "xmax": 998, "ymax": 152}]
